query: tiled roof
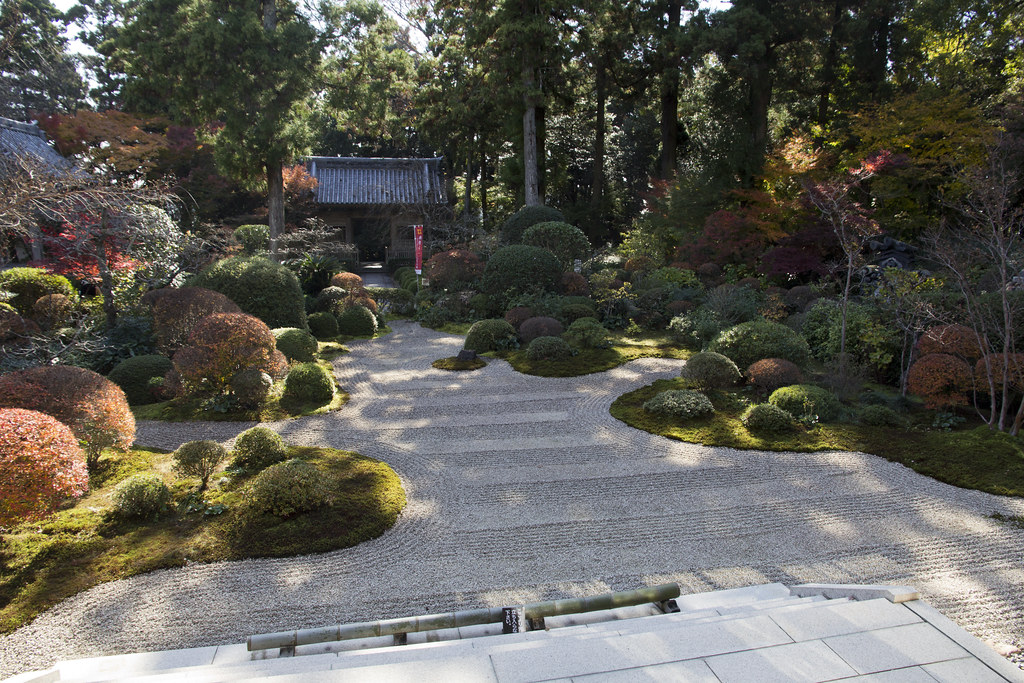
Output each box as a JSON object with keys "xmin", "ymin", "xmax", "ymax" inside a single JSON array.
[
  {"xmin": 0, "ymin": 116, "xmax": 71, "ymax": 173},
  {"xmin": 307, "ymin": 156, "xmax": 446, "ymax": 206}
]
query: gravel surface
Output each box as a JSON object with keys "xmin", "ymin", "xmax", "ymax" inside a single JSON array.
[{"xmin": 3, "ymin": 320, "xmax": 1024, "ymax": 678}]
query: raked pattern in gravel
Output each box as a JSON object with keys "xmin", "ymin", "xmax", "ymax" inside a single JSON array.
[{"xmin": 3, "ymin": 320, "xmax": 1024, "ymax": 677}]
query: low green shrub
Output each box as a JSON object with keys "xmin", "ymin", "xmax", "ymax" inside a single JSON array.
[
  {"xmin": 500, "ymin": 205, "xmax": 565, "ymax": 244},
  {"xmin": 681, "ymin": 352, "xmax": 741, "ymax": 391},
  {"xmin": 107, "ymin": 354, "xmax": 174, "ymax": 405},
  {"xmin": 370, "ymin": 287, "xmax": 415, "ymax": 315},
  {"xmin": 284, "ymin": 362, "xmax": 334, "ymax": 404},
  {"xmin": 860, "ymin": 404, "xmax": 905, "ymax": 428},
  {"xmin": 315, "ymin": 286, "xmax": 349, "ymax": 312},
  {"xmin": 172, "ymin": 440, "xmax": 228, "ymax": 490},
  {"xmin": 480, "ymin": 245, "xmax": 562, "ymax": 306},
  {"xmin": 668, "ymin": 308, "xmax": 723, "ymax": 349},
  {"xmin": 0, "ymin": 268, "xmax": 76, "ymax": 316},
  {"xmin": 230, "ymin": 369, "xmax": 273, "ymax": 408},
  {"xmin": 232, "ymin": 426, "xmax": 287, "ymax": 471},
  {"xmin": 742, "ymin": 403, "xmax": 797, "ymax": 434},
  {"xmin": 526, "ymin": 335, "xmax": 574, "ymax": 361},
  {"xmin": 307, "ymin": 311, "xmax": 339, "ymax": 339},
  {"xmin": 465, "ymin": 319, "xmax": 518, "ymax": 352},
  {"xmin": 521, "ymin": 221, "xmax": 591, "ymax": 267},
  {"xmin": 233, "ymin": 224, "xmax": 269, "ymax": 254},
  {"xmin": 32, "ymin": 293, "xmax": 75, "ymax": 328},
  {"xmin": 243, "ymin": 458, "xmax": 329, "ymax": 517},
  {"xmin": 112, "ymin": 473, "xmax": 171, "ymax": 519},
  {"xmin": 643, "ymin": 389, "xmax": 714, "ymax": 419},
  {"xmin": 768, "ymin": 384, "xmax": 841, "ymax": 422},
  {"xmin": 335, "ymin": 305, "xmax": 377, "ymax": 336},
  {"xmin": 273, "ymin": 327, "xmax": 317, "ymax": 362},
  {"xmin": 559, "ymin": 302, "xmax": 597, "ymax": 326},
  {"xmin": 563, "ymin": 317, "xmax": 609, "ymax": 349},
  {"xmin": 705, "ymin": 284, "xmax": 763, "ymax": 325},
  {"xmin": 708, "ymin": 319, "xmax": 810, "ymax": 369}
]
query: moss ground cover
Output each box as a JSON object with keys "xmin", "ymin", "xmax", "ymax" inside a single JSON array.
[
  {"xmin": 494, "ymin": 333, "xmax": 689, "ymax": 377},
  {"xmin": 432, "ymin": 356, "xmax": 487, "ymax": 371},
  {"xmin": 612, "ymin": 378, "xmax": 1024, "ymax": 498},
  {"xmin": 0, "ymin": 446, "xmax": 405, "ymax": 634}
]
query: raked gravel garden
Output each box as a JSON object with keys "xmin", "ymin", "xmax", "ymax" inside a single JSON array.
[{"xmin": 2, "ymin": 319, "xmax": 1024, "ymax": 678}]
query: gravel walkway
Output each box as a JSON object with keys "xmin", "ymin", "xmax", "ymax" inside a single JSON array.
[{"xmin": 3, "ymin": 320, "xmax": 1024, "ymax": 678}]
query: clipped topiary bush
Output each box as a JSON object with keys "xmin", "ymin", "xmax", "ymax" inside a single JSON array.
[
  {"xmin": 284, "ymin": 362, "xmax": 334, "ymax": 404},
  {"xmin": 681, "ymin": 352, "xmax": 741, "ymax": 391},
  {"xmin": 186, "ymin": 256, "xmax": 307, "ymax": 330},
  {"xmin": 526, "ymin": 335, "xmax": 574, "ymax": 361},
  {"xmin": 273, "ymin": 327, "xmax": 317, "ymax": 362},
  {"xmin": 32, "ymin": 293, "xmax": 74, "ymax": 329},
  {"xmin": 330, "ymin": 272, "xmax": 364, "ymax": 293},
  {"xmin": 107, "ymin": 354, "xmax": 174, "ymax": 405},
  {"xmin": 425, "ymin": 249, "xmax": 484, "ymax": 289},
  {"xmin": 522, "ymin": 221, "xmax": 591, "ymax": 267},
  {"xmin": 112, "ymin": 473, "xmax": 171, "ymax": 519},
  {"xmin": 519, "ymin": 316, "xmax": 564, "ymax": 344},
  {"xmin": 504, "ymin": 306, "xmax": 534, "ymax": 331},
  {"xmin": 230, "ymin": 368, "xmax": 273, "ymax": 408},
  {"xmin": 307, "ymin": 311, "xmax": 339, "ymax": 339},
  {"xmin": 643, "ymin": 389, "xmax": 714, "ymax": 419},
  {"xmin": 481, "ymin": 245, "xmax": 562, "ymax": 306},
  {"xmin": 171, "ymin": 312, "xmax": 279, "ymax": 395},
  {"xmin": 335, "ymin": 305, "xmax": 377, "ymax": 337},
  {"xmin": 708, "ymin": 320, "xmax": 810, "ymax": 369},
  {"xmin": 907, "ymin": 353, "xmax": 974, "ymax": 409},
  {"xmin": 560, "ymin": 272, "xmax": 590, "ymax": 296},
  {"xmin": 558, "ymin": 302, "xmax": 597, "ymax": 326},
  {"xmin": 233, "ymin": 224, "xmax": 269, "ymax": 254},
  {"xmin": 0, "ymin": 408, "xmax": 88, "ymax": 526},
  {"xmin": 500, "ymin": 205, "xmax": 565, "ymax": 244},
  {"xmin": 746, "ymin": 358, "xmax": 804, "ymax": 395},
  {"xmin": 172, "ymin": 440, "xmax": 227, "ymax": 490},
  {"xmin": 150, "ymin": 287, "xmax": 242, "ymax": 355},
  {"xmin": 0, "ymin": 366, "xmax": 135, "ymax": 469},
  {"xmin": 243, "ymin": 458, "xmax": 329, "ymax": 517},
  {"xmin": 742, "ymin": 403, "xmax": 797, "ymax": 434},
  {"xmin": 232, "ymin": 426, "xmax": 287, "ymax": 471},
  {"xmin": 0, "ymin": 268, "xmax": 76, "ymax": 316},
  {"xmin": 465, "ymin": 319, "xmax": 518, "ymax": 352},
  {"xmin": 563, "ymin": 317, "xmax": 609, "ymax": 349},
  {"xmin": 860, "ymin": 404, "xmax": 904, "ymax": 428},
  {"xmin": 315, "ymin": 286, "xmax": 349, "ymax": 312},
  {"xmin": 768, "ymin": 384, "xmax": 841, "ymax": 422}
]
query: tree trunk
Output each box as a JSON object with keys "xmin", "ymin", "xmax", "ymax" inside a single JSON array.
[
  {"xmin": 266, "ymin": 160, "xmax": 284, "ymax": 262},
  {"xmin": 262, "ymin": 0, "xmax": 276, "ymax": 30},
  {"xmin": 592, "ymin": 57, "xmax": 606, "ymax": 226},
  {"xmin": 744, "ymin": 48, "xmax": 774, "ymax": 188},
  {"xmin": 96, "ymin": 211, "xmax": 118, "ymax": 329},
  {"xmin": 464, "ymin": 147, "xmax": 473, "ymax": 220},
  {"xmin": 657, "ymin": 0, "xmax": 682, "ymax": 180},
  {"xmin": 815, "ymin": 0, "xmax": 842, "ymax": 148},
  {"xmin": 523, "ymin": 81, "xmax": 540, "ymax": 205},
  {"xmin": 479, "ymin": 146, "xmax": 488, "ymax": 220}
]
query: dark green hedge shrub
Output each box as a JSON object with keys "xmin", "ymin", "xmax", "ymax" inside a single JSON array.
[
  {"xmin": 233, "ymin": 224, "xmax": 269, "ymax": 254},
  {"xmin": 563, "ymin": 317, "xmax": 609, "ymax": 349},
  {"xmin": 526, "ymin": 335, "xmax": 574, "ymax": 361},
  {"xmin": 107, "ymin": 354, "xmax": 174, "ymax": 405},
  {"xmin": 465, "ymin": 319, "xmax": 518, "ymax": 352},
  {"xmin": 643, "ymin": 389, "xmax": 714, "ymax": 419},
  {"xmin": 315, "ymin": 286, "xmax": 349, "ymax": 312},
  {"xmin": 481, "ymin": 245, "xmax": 562, "ymax": 305},
  {"xmin": 335, "ymin": 305, "xmax": 377, "ymax": 336},
  {"xmin": 232, "ymin": 426, "xmax": 287, "ymax": 471},
  {"xmin": 501, "ymin": 205, "xmax": 565, "ymax": 244},
  {"xmin": 768, "ymin": 384, "xmax": 841, "ymax": 422},
  {"xmin": 370, "ymin": 287, "xmax": 415, "ymax": 315},
  {"xmin": 307, "ymin": 311, "xmax": 339, "ymax": 339},
  {"xmin": 742, "ymin": 403, "xmax": 797, "ymax": 434},
  {"xmin": 230, "ymin": 368, "xmax": 273, "ymax": 408},
  {"xmin": 519, "ymin": 316, "xmax": 564, "ymax": 344},
  {"xmin": 0, "ymin": 268, "xmax": 75, "ymax": 316},
  {"xmin": 284, "ymin": 362, "xmax": 334, "ymax": 403},
  {"xmin": 681, "ymin": 352, "xmax": 741, "ymax": 391},
  {"xmin": 112, "ymin": 473, "xmax": 171, "ymax": 519},
  {"xmin": 559, "ymin": 302, "xmax": 597, "ymax": 326},
  {"xmin": 522, "ymin": 221, "xmax": 591, "ymax": 267},
  {"xmin": 243, "ymin": 458, "xmax": 329, "ymax": 517},
  {"xmin": 273, "ymin": 327, "xmax": 317, "ymax": 362},
  {"xmin": 708, "ymin": 320, "xmax": 810, "ymax": 369},
  {"xmin": 186, "ymin": 256, "xmax": 307, "ymax": 330}
]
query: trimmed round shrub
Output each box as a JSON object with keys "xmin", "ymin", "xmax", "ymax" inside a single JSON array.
[
  {"xmin": 742, "ymin": 403, "xmax": 797, "ymax": 434},
  {"xmin": 112, "ymin": 473, "xmax": 171, "ymax": 519},
  {"xmin": 860, "ymin": 404, "xmax": 904, "ymax": 428},
  {"xmin": 501, "ymin": 205, "xmax": 565, "ymax": 244},
  {"xmin": 563, "ymin": 317, "xmax": 609, "ymax": 349},
  {"xmin": 681, "ymin": 352, "xmax": 741, "ymax": 391},
  {"xmin": 559, "ymin": 302, "xmax": 597, "ymax": 326},
  {"xmin": 425, "ymin": 249, "xmax": 484, "ymax": 289},
  {"xmin": 918, "ymin": 324, "xmax": 982, "ymax": 361},
  {"xmin": 643, "ymin": 389, "xmax": 714, "ymax": 419},
  {"xmin": 481, "ymin": 245, "xmax": 562, "ymax": 305},
  {"xmin": 171, "ymin": 312, "xmax": 279, "ymax": 395},
  {"xmin": 330, "ymin": 272, "xmax": 365, "ymax": 293},
  {"xmin": 526, "ymin": 335, "xmax": 573, "ymax": 361},
  {"xmin": 668, "ymin": 308, "xmax": 724, "ymax": 349},
  {"xmin": 522, "ymin": 221, "xmax": 591, "ymax": 267},
  {"xmin": 273, "ymin": 327, "xmax": 317, "ymax": 362},
  {"xmin": 284, "ymin": 362, "xmax": 334, "ymax": 403},
  {"xmin": 465, "ymin": 319, "xmax": 518, "ymax": 352},
  {"xmin": 335, "ymin": 304, "xmax": 377, "ymax": 336},
  {"xmin": 150, "ymin": 287, "xmax": 242, "ymax": 355},
  {"xmin": 768, "ymin": 385, "xmax": 841, "ymax": 422},
  {"xmin": 107, "ymin": 354, "xmax": 174, "ymax": 405},
  {"xmin": 32, "ymin": 293, "xmax": 74, "ymax": 329},
  {"xmin": 243, "ymin": 458, "xmax": 329, "ymax": 517},
  {"xmin": 0, "ymin": 308, "xmax": 39, "ymax": 342},
  {"xmin": 746, "ymin": 358, "xmax": 804, "ymax": 395},
  {"xmin": 186, "ymin": 256, "xmax": 307, "ymax": 329},
  {"xmin": 708, "ymin": 320, "xmax": 810, "ymax": 369},
  {"xmin": 560, "ymin": 272, "xmax": 590, "ymax": 296},
  {"xmin": 0, "ymin": 408, "xmax": 88, "ymax": 525},
  {"xmin": 504, "ymin": 306, "xmax": 534, "ymax": 331},
  {"xmin": 0, "ymin": 366, "xmax": 135, "ymax": 469},
  {"xmin": 307, "ymin": 311, "xmax": 339, "ymax": 339},
  {"xmin": 907, "ymin": 353, "xmax": 974, "ymax": 409},
  {"xmin": 233, "ymin": 224, "xmax": 269, "ymax": 254},
  {"xmin": 0, "ymin": 268, "xmax": 75, "ymax": 316},
  {"xmin": 172, "ymin": 440, "xmax": 228, "ymax": 490},
  {"xmin": 519, "ymin": 316, "xmax": 564, "ymax": 344},
  {"xmin": 315, "ymin": 286, "xmax": 349, "ymax": 312},
  {"xmin": 784, "ymin": 285, "xmax": 818, "ymax": 311},
  {"xmin": 232, "ymin": 426, "xmax": 287, "ymax": 471},
  {"xmin": 666, "ymin": 300, "xmax": 696, "ymax": 318},
  {"xmin": 230, "ymin": 369, "xmax": 273, "ymax": 408}
]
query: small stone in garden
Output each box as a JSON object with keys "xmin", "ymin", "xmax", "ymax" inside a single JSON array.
[{"xmin": 457, "ymin": 349, "xmax": 478, "ymax": 361}]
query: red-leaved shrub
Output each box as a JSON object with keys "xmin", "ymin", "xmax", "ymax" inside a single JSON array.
[
  {"xmin": 907, "ymin": 353, "xmax": 973, "ymax": 409},
  {"xmin": 504, "ymin": 306, "xmax": 534, "ymax": 331},
  {"xmin": 917, "ymin": 324, "xmax": 982, "ymax": 361},
  {"xmin": 0, "ymin": 366, "xmax": 135, "ymax": 468},
  {"xmin": 330, "ymin": 272, "xmax": 365, "ymax": 293},
  {"xmin": 172, "ymin": 313, "xmax": 279, "ymax": 395},
  {"xmin": 519, "ymin": 316, "xmax": 564, "ymax": 344},
  {"xmin": 150, "ymin": 287, "xmax": 242, "ymax": 354},
  {"xmin": 0, "ymin": 408, "xmax": 88, "ymax": 525},
  {"xmin": 560, "ymin": 272, "xmax": 590, "ymax": 296},
  {"xmin": 424, "ymin": 249, "xmax": 484, "ymax": 289},
  {"xmin": 975, "ymin": 353, "xmax": 1024, "ymax": 391},
  {"xmin": 747, "ymin": 358, "xmax": 804, "ymax": 395}
]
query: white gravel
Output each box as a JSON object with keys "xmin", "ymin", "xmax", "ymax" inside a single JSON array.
[{"xmin": 3, "ymin": 320, "xmax": 1024, "ymax": 678}]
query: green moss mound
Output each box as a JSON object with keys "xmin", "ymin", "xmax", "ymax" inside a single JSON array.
[{"xmin": 432, "ymin": 356, "xmax": 487, "ymax": 371}]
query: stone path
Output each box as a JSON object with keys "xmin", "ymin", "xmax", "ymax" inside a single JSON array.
[{"xmin": 3, "ymin": 320, "xmax": 1024, "ymax": 678}]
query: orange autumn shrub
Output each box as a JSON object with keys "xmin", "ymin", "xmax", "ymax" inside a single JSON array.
[
  {"xmin": 907, "ymin": 353, "xmax": 973, "ymax": 409},
  {"xmin": 746, "ymin": 358, "xmax": 804, "ymax": 394},
  {"xmin": 424, "ymin": 249, "xmax": 484, "ymax": 289},
  {"xmin": 150, "ymin": 287, "xmax": 242, "ymax": 354},
  {"xmin": 330, "ymin": 272, "xmax": 365, "ymax": 293},
  {"xmin": 172, "ymin": 313, "xmax": 279, "ymax": 395},
  {"xmin": 975, "ymin": 353, "xmax": 1024, "ymax": 391},
  {"xmin": 917, "ymin": 324, "xmax": 982, "ymax": 361}
]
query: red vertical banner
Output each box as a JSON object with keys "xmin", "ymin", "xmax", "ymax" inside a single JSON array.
[{"xmin": 414, "ymin": 225, "xmax": 424, "ymax": 274}]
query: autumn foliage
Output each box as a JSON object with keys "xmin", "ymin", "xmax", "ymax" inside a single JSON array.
[
  {"xmin": 746, "ymin": 358, "xmax": 804, "ymax": 395},
  {"xmin": 172, "ymin": 313, "xmax": 281, "ymax": 395},
  {"xmin": 975, "ymin": 354, "xmax": 1024, "ymax": 391},
  {"xmin": 330, "ymin": 272, "xmax": 365, "ymax": 293},
  {"xmin": 0, "ymin": 366, "xmax": 135, "ymax": 469},
  {"xmin": 150, "ymin": 287, "xmax": 242, "ymax": 354},
  {"xmin": 424, "ymin": 249, "xmax": 484, "ymax": 289},
  {"xmin": 0, "ymin": 408, "xmax": 89, "ymax": 526},
  {"xmin": 907, "ymin": 353, "xmax": 974, "ymax": 409},
  {"xmin": 917, "ymin": 324, "xmax": 982, "ymax": 361}
]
